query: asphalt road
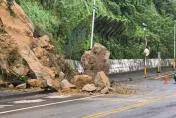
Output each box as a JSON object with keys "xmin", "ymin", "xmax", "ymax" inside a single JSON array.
[
  {"xmin": 108, "ymin": 67, "xmax": 173, "ymax": 81},
  {"xmin": 1, "ymin": 71, "xmax": 176, "ymax": 118}
]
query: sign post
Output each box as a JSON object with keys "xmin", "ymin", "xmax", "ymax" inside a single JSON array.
[{"xmin": 157, "ymin": 52, "xmax": 161, "ymax": 73}]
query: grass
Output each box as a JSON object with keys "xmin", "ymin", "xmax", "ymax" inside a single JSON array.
[{"xmin": 20, "ymin": 1, "xmax": 59, "ymax": 36}]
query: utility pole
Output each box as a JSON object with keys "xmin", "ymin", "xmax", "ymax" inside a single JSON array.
[{"xmin": 90, "ymin": 0, "xmax": 96, "ymax": 49}]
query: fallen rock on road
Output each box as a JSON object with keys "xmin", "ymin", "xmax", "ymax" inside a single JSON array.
[
  {"xmin": 73, "ymin": 75, "xmax": 93, "ymax": 89},
  {"xmin": 82, "ymin": 84, "xmax": 97, "ymax": 92},
  {"xmin": 94, "ymin": 71, "xmax": 111, "ymax": 90},
  {"xmin": 81, "ymin": 43, "xmax": 110, "ymax": 77}
]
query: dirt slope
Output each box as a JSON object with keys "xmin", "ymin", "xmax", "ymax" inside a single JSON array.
[{"xmin": 0, "ymin": 0, "xmax": 63, "ymax": 88}]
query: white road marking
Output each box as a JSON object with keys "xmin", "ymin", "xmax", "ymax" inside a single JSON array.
[
  {"xmin": 0, "ymin": 105, "xmax": 13, "ymax": 109},
  {"xmin": 45, "ymin": 95, "xmax": 71, "ymax": 99},
  {"xmin": 13, "ymin": 99, "xmax": 45, "ymax": 104},
  {"xmin": 84, "ymin": 97, "xmax": 148, "ymax": 102},
  {"xmin": 0, "ymin": 95, "xmax": 103, "ymax": 115}
]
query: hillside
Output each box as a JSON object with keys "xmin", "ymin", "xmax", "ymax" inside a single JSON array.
[
  {"xmin": 0, "ymin": 0, "xmax": 173, "ymax": 60},
  {"xmin": 15, "ymin": 0, "xmax": 176, "ymax": 60}
]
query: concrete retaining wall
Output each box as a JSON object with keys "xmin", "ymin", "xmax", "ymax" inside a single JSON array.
[
  {"xmin": 65, "ymin": 59, "xmax": 173, "ymax": 74},
  {"xmin": 109, "ymin": 59, "xmax": 173, "ymax": 74}
]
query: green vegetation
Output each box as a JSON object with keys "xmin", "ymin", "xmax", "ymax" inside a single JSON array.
[
  {"xmin": 17, "ymin": 0, "xmax": 176, "ymax": 60},
  {"xmin": 7, "ymin": 0, "xmax": 16, "ymax": 16}
]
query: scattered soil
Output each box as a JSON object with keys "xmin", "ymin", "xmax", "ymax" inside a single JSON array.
[
  {"xmin": 0, "ymin": 87, "xmax": 42, "ymax": 93},
  {"xmin": 58, "ymin": 82, "xmax": 153, "ymax": 96}
]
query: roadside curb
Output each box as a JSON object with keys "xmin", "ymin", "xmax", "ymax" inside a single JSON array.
[{"xmin": 0, "ymin": 90, "xmax": 47, "ymax": 100}]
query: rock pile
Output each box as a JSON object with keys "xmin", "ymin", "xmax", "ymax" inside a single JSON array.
[
  {"xmin": 0, "ymin": 1, "xmax": 123, "ymax": 95},
  {"xmin": 59, "ymin": 71, "xmax": 113, "ymax": 94}
]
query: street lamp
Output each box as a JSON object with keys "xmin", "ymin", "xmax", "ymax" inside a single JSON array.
[
  {"xmin": 90, "ymin": 0, "xmax": 96, "ymax": 49},
  {"xmin": 142, "ymin": 23, "xmax": 148, "ymax": 77}
]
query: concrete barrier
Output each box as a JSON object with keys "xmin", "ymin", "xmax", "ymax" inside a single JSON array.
[
  {"xmin": 65, "ymin": 59, "xmax": 173, "ymax": 74},
  {"xmin": 109, "ymin": 59, "xmax": 173, "ymax": 74}
]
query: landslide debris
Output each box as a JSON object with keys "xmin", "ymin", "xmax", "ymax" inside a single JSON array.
[
  {"xmin": 0, "ymin": 0, "xmax": 64, "ymax": 90},
  {"xmin": 0, "ymin": 0, "xmax": 143, "ymax": 96}
]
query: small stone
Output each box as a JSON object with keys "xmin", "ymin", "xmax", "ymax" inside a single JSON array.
[
  {"xmin": 73, "ymin": 75, "xmax": 93, "ymax": 89},
  {"xmin": 82, "ymin": 84, "xmax": 96, "ymax": 92},
  {"xmin": 101, "ymin": 87, "xmax": 109, "ymax": 94},
  {"xmin": 0, "ymin": 79, "xmax": 4, "ymax": 85},
  {"xmin": 12, "ymin": 64, "xmax": 29, "ymax": 76},
  {"xmin": 96, "ymin": 87, "xmax": 103, "ymax": 91},
  {"xmin": 33, "ymin": 47, "xmax": 43, "ymax": 59},
  {"xmin": 61, "ymin": 79, "xmax": 75, "ymax": 89},
  {"xmin": 94, "ymin": 71, "xmax": 110, "ymax": 90},
  {"xmin": 108, "ymin": 87, "xmax": 115, "ymax": 92},
  {"xmin": 59, "ymin": 71, "xmax": 65, "ymax": 80},
  {"xmin": 47, "ymin": 69, "xmax": 55, "ymax": 79},
  {"xmin": 38, "ymin": 35, "xmax": 50, "ymax": 48},
  {"xmin": 40, "ymin": 79, "xmax": 47, "ymax": 88},
  {"xmin": 52, "ymin": 79, "xmax": 60, "ymax": 90},
  {"xmin": 0, "ymin": 80, "xmax": 5, "ymax": 88},
  {"xmin": 27, "ymin": 79, "xmax": 41, "ymax": 87},
  {"xmin": 59, "ymin": 88, "xmax": 71, "ymax": 94},
  {"xmin": 9, "ymin": 84, "xmax": 14, "ymax": 89},
  {"xmin": 16, "ymin": 83, "xmax": 26, "ymax": 89}
]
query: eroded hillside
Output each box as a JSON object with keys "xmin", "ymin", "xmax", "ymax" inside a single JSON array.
[{"xmin": 0, "ymin": 0, "xmax": 64, "ymax": 90}]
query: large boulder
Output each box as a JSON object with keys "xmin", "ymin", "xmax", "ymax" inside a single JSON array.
[
  {"xmin": 73, "ymin": 75, "xmax": 93, "ymax": 89},
  {"xmin": 81, "ymin": 43, "xmax": 110, "ymax": 77},
  {"xmin": 82, "ymin": 84, "xmax": 96, "ymax": 92},
  {"xmin": 94, "ymin": 71, "xmax": 110, "ymax": 90}
]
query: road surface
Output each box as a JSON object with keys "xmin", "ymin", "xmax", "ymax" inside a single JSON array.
[{"xmin": 0, "ymin": 72, "xmax": 176, "ymax": 118}]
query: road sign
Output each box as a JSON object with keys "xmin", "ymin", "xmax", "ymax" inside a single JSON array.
[{"xmin": 143, "ymin": 48, "xmax": 150, "ymax": 56}]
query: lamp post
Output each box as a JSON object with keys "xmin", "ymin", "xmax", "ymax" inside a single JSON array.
[
  {"xmin": 142, "ymin": 23, "xmax": 148, "ymax": 77},
  {"xmin": 90, "ymin": 0, "xmax": 96, "ymax": 49}
]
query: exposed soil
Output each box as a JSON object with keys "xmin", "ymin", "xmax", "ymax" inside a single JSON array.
[{"xmin": 0, "ymin": 0, "xmax": 64, "ymax": 90}]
